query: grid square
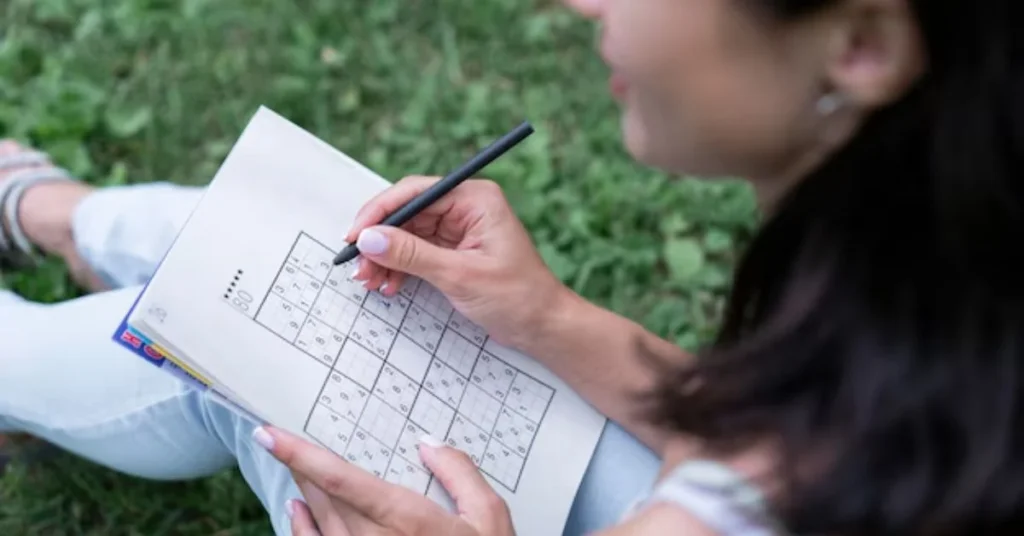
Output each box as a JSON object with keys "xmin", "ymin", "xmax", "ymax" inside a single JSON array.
[
  {"xmin": 320, "ymin": 372, "xmax": 370, "ymax": 423},
  {"xmin": 458, "ymin": 384, "xmax": 502, "ymax": 431},
  {"xmin": 412, "ymin": 283, "xmax": 454, "ymax": 322},
  {"xmin": 386, "ymin": 456, "xmax": 431, "ymax": 495},
  {"xmin": 324, "ymin": 261, "xmax": 368, "ymax": 305},
  {"xmin": 395, "ymin": 420, "xmax": 430, "ymax": 471},
  {"xmin": 400, "ymin": 305, "xmax": 445, "ymax": 353},
  {"xmin": 448, "ymin": 310, "xmax": 488, "ymax": 347},
  {"xmin": 344, "ymin": 428, "xmax": 392, "ymax": 479},
  {"xmin": 398, "ymin": 276, "xmax": 421, "ymax": 300},
  {"xmin": 492, "ymin": 406, "xmax": 537, "ymax": 457},
  {"xmin": 436, "ymin": 331, "xmax": 480, "ymax": 378},
  {"xmin": 295, "ymin": 317, "xmax": 344, "ymax": 366},
  {"xmin": 386, "ymin": 334, "xmax": 433, "ymax": 383},
  {"xmin": 410, "ymin": 391, "xmax": 456, "ymax": 438},
  {"xmin": 373, "ymin": 364, "xmax": 419, "ymax": 416},
  {"xmin": 364, "ymin": 291, "xmax": 411, "ymax": 329},
  {"xmin": 335, "ymin": 342, "xmax": 384, "ymax": 390},
  {"xmin": 256, "ymin": 293, "xmax": 307, "ymax": 343},
  {"xmin": 311, "ymin": 288, "xmax": 361, "ymax": 335},
  {"xmin": 470, "ymin": 352, "xmax": 516, "ymax": 401},
  {"xmin": 349, "ymin": 310, "xmax": 398, "ymax": 358},
  {"xmin": 305, "ymin": 403, "xmax": 357, "ymax": 456},
  {"xmin": 481, "ymin": 441, "xmax": 526, "ymax": 491},
  {"xmin": 360, "ymin": 395, "xmax": 406, "ymax": 449},
  {"xmin": 423, "ymin": 358, "xmax": 468, "ymax": 408},
  {"xmin": 271, "ymin": 263, "xmax": 321, "ymax": 310},
  {"xmin": 445, "ymin": 414, "xmax": 488, "ymax": 466},
  {"xmin": 290, "ymin": 234, "xmax": 334, "ymax": 281},
  {"xmin": 505, "ymin": 374, "xmax": 554, "ymax": 424}
]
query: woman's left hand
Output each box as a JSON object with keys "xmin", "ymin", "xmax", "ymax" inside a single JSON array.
[{"xmin": 255, "ymin": 426, "xmax": 516, "ymax": 536}]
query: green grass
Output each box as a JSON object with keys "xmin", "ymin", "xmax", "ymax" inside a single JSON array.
[{"xmin": 0, "ymin": 0, "xmax": 758, "ymax": 533}]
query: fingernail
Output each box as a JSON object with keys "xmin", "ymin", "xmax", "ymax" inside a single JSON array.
[
  {"xmin": 357, "ymin": 228, "xmax": 389, "ymax": 255},
  {"xmin": 380, "ymin": 282, "xmax": 389, "ymax": 293},
  {"xmin": 285, "ymin": 498, "xmax": 297, "ymax": 519},
  {"xmin": 252, "ymin": 426, "xmax": 275, "ymax": 450},
  {"xmin": 350, "ymin": 266, "xmax": 360, "ymax": 280},
  {"xmin": 419, "ymin": 434, "xmax": 444, "ymax": 448}
]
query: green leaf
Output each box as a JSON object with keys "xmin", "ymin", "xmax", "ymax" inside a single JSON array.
[
  {"xmin": 664, "ymin": 237, "xmax": 705, "ymax": 282},
  {"xmin": 703, "ymin": 227, "xmax": 734, "ymax": 254},
  {"xmin": 538, "ymin": 242, "xmax": 576, "ymax": 282},
  {"xmin": 104, "ymin": 106, "xmax": 151, "ymax": 138}
]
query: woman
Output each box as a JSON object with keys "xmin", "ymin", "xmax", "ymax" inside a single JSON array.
[{"xmin": 2, "ymin": 0, "xmax": 1021, "ymax": 534}]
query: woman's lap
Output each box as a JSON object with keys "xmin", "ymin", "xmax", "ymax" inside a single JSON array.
[{"xmin": 0, "ymin": 182, "xmax": 660, "ymax": 535}]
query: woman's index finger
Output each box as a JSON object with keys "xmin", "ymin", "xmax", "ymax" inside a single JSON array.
[
  {"xmin": 259, "ymin": 426, "xmax": 396, "ymax": 520},
  {"xmin": 346, "ymin": 175, "xmax": 460, "ymax": 241}
]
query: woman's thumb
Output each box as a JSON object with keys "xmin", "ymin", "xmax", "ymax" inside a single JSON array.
[
  {"xmin": 355, "ymin": 226, "xmax": 458, "ymax": 281},
  {"xmin": 418, "ymin": 436, "xmax": 510, "ymax": 525}
]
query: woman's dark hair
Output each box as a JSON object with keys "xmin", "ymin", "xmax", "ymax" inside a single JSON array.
[{"xmin": 645, "ymin": 1, "xmax": 1024, "ymax": 534}]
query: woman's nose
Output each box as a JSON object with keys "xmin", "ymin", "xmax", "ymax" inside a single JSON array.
[{"xmin": 563, "ymin": 0, "xmax": 604, "ymax": 19}]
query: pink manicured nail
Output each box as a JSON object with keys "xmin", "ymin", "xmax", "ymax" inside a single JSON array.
[{"xmin": 252, "ymin": 426, "xmax": 275, "ymax": 450}]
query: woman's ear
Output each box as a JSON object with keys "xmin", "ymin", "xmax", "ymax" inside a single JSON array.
[{"xmin": 824, "ymin": 0, "xmax": 926, "ymax": 108}]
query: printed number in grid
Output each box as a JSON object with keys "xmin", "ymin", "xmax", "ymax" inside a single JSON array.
[
  {"xmin": 492, "ymin": 406, "xmax": 538, "ymax": 457},
  {"xmin": 373, "ymin": 364, "xmax": 419, "ymax": 416},
  {"xmin": 349, "ymin": 310, "xmax": 398, "ymax": 358},
  {"xmin": 256, "ymin": 293, "xmax": 307, "ymax": 342},
  {"xmin": 448, "ymin": 310, "xmax": 488, "ymax": 347},
  {"xmin": 397, "ymin": 277, "xmax": 421, "ymax": 300},
  {"xmin": 344, "ymin": 429, "xmax": 392, "ymax": 478},
  {"xmin": 471, "ymin": 353, "xmax": 516, "ymax": 401},
  {"xmin": 385, "ymin": 455, "xmax": 431, "ymax": 494},
  {"xmin": 289, "ymin": 235, "xmax": 334, "ymax": 282},
  {"xmin": 482, "ymin": 441, "xmax": 526, "ymax": 491},
  {"xmin": 424, "ymin": 359, "xmax": 468, "ymax": 408},
  {"xmin": 272, "ymin": 263, "xmax": 321, "ymax": 310},
  {"xmin": 325, "ymin": 262, "xmax": 368, "ymax": 305},
  {"xmin": 506, "ymin": 374, "xmax": 555, "ymax": 424},
  {"xmin": 395, "ymin": 420, "xmax": 431, "ymax": 471},
  {"xmin": 400, "ymin": 305, "xmax": 445, "ymax": 353},
  {"xmin": 445, "ymin": 414, "xmax": 489, "ymax": 465},
  {"xmin": 307, "ymin": 403, "xmax": 356, "ymax": 455},
  {"xmin": 296, "ymin": 317, "xmax": 344, "ymax": 366},
  {"xmin": 320, "ymin": 372, "xmax": 370, "ymax": 423}
]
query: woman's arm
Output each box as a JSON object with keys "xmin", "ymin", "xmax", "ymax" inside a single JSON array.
[{"xmin": 517, "ymin": 289, "xmax": 692, "ymax": 456}]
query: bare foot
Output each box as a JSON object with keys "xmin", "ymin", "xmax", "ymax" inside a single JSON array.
[{"xmin": 0, "ymin": 141, "xmax": 106, "ymax": 292}]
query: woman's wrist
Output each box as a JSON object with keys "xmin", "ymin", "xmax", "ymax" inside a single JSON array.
[{"xmin": 511, "ymin": 284, "xmax": 591, "ymax": 359}]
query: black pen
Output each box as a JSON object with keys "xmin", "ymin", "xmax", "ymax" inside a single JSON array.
[{"xmin": 332, "ymin": 121, "xmax": 535, "ymax": 265}]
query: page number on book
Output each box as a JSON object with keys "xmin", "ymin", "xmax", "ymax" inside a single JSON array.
[{"xmin": 224, "ymin": 268, "xmax": 256, "ymax": 318}]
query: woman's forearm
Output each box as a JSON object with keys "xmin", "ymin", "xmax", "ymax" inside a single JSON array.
[{"xmin": 516, "ymin": 289, "xmax": 693, "ymax": 456}]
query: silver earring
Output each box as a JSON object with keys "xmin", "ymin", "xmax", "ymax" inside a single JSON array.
[{"xmin": 815, "ymin": 92, "xmax": 845, "ymax": 116}]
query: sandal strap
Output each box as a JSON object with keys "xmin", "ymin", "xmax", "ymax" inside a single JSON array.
[
  {"xmin": 0, "ymin": 166, "xmax": 73, "ymax": 264},
  {"xmin": 0, "ymin": 150, "xmax": 50, "ymax": 171}
]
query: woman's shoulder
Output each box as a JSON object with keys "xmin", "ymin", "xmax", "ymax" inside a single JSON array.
[{"xmin": 621, "ymin": 459, "xmax": 787, "ymax": 536}]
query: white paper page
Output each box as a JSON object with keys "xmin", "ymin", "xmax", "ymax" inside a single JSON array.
[{"xmin": 128, "ymin": 107, "xmax": 607, "ymax": 534}]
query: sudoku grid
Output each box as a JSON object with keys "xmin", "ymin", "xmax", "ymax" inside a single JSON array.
[{"xmin": 246, "ymin": 232, "xmax": 555, "ymax": 493}]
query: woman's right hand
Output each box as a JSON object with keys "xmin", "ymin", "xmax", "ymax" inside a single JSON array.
[{"xmin": 345, "ymin": 176, "xmax": 570, "ymax": 349}]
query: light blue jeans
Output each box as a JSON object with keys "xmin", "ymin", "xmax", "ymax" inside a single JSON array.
[{"xmin": 0, "ymin": 182, "xmax": 661, "ymax": 535}]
